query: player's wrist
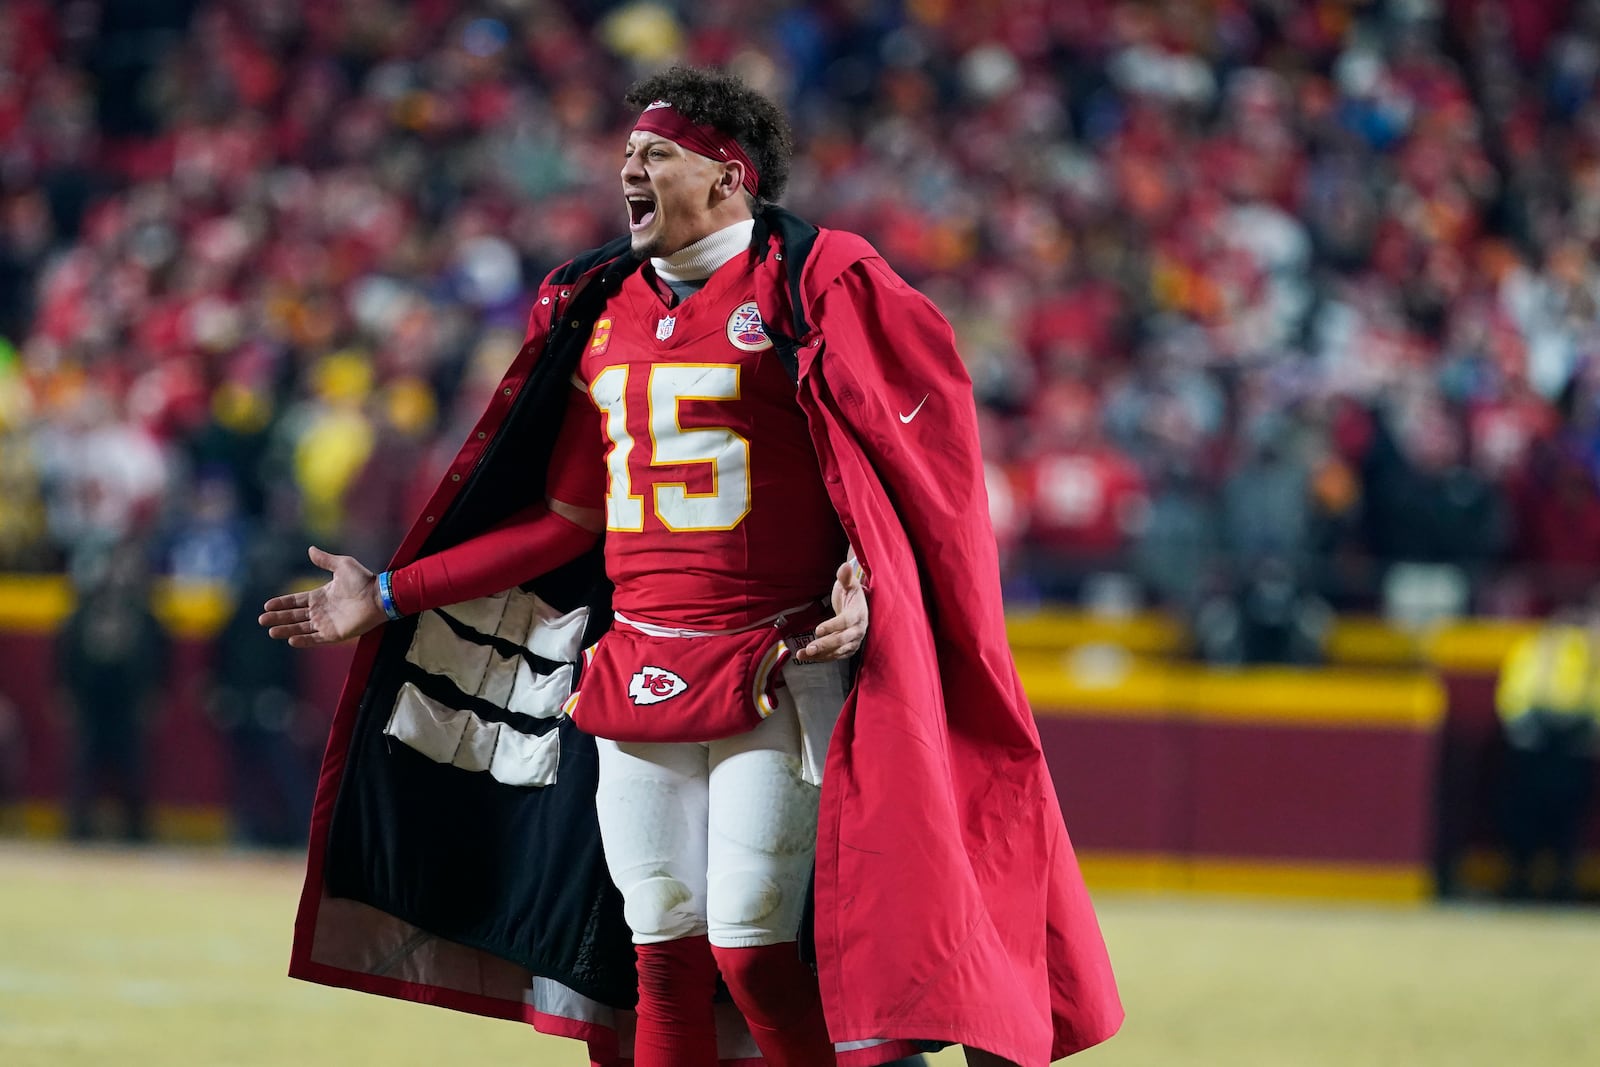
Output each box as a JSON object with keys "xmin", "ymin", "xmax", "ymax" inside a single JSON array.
[
  {"xmin": 375, "ymin": 571, "xmax": 404, "ymax": 621},
  {"xmin": 844, "ymin": 548, "xmax": 868, "ymax": 590}
]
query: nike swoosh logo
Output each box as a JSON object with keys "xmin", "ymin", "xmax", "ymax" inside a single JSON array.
[{"xmin": 899, "ymin": 395, "xmax": 929, "ymax": 424}]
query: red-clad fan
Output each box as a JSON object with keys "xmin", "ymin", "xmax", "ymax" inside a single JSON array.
[{"xmin": 1014, "ymin": 378, "xmax": 1147, "ymax": 583}]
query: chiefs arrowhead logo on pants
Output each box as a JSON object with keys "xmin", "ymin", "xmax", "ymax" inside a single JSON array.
[
  {"xmin": 628, "ymin": 666, "xmax": 689, "ymax": 706},
  {"xmin": 574, "ymin": 619, "xmax": 813, "ymax": 741}
]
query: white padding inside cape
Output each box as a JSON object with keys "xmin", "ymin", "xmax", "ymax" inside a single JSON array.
[
  {"xmin": 406, "ymin": 611, "xmax": 495, "ymax": 695},
  {"xmin": 494, "ymin": 588, "xmax": 537, "ymax": 645},
  {"xmin": 454, "ymin": 710, "xmax": 500, "ymax": 773},
  {"xmin": 475, "ymin": 651, "xmax": 520, "ymax": 707},
  {"xmin": 508, "ymin": 659, "xmax": 574, "ymax": 719},
  {"xmin": 523, "ymin": 595, "xmax": 589, "ymax": 662},
  {"xmin": 408, "ymin": 610, "xmax": 546, "ymax": 709},
  {"xmin": 383, "ymin": 682, "xmax": 560, "ymax": 788},
  {"xmin": 443, "ymin": 591, "xmax": 511, "ymax": 637}
]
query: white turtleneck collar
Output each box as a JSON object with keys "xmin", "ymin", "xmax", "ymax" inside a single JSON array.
[{"xmin": 651, "ymin": 218, "xmax": 757, "ymax": 284}]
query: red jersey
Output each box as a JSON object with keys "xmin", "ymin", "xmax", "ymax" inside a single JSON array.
[{"xmin": 549, "ymin": 256, "xmax": 847, "ymax": 630}]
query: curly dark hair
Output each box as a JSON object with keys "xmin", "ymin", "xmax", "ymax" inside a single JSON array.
[{"xmin": 624, "ymin": 66, "xmax": 793, "ymax": 204}]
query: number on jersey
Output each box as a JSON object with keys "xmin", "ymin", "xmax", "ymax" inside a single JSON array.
[{"xmin": 588, "ymin": 363, "xmax": 751, "ymax": 533}]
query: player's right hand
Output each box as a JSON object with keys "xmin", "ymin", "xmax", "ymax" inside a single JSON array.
[{"xmin": 258, "ymin": 546, "xmax": 387, "ymax": 648}]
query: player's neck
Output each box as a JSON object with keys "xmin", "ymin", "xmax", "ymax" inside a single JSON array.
[{"xmin": 652, "ymin": 219, "xmax": 756, "ymax": 284}]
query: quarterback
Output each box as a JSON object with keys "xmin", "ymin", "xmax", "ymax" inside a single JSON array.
[{"xmin": 261, "ymin": 66, "xmax": 1120, "ymax": 1066}]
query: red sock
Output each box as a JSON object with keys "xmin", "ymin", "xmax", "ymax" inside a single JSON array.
[
  {"xmin": 711, "ymin": 943, "xmax": 837, "ymax": 1067},
  {"xmin": 633, "ymin": 936, "xmax": 719, "ymax": 1067}
]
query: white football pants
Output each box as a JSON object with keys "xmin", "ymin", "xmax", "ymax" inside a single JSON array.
[{"xmin": 594, "ymin": 658, "xmax": 848, "ymax": 948}]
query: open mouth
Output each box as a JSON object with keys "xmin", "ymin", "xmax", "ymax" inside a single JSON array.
[{"xmin": 627, "ymin": 195, "xmax": 656, "ymax": 232}]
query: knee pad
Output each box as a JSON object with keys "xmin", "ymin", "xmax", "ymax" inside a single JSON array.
[
  {"xmin": 621, "ymin": 874, "xmax": 700, "ymax": 940},
  {"xmin": 707, "ymin": 869, "xmax": 783, "ymax": 928}
]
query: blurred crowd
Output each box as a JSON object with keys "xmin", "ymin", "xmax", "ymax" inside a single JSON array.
[{"xmin": 4, "ymin": 0, "xmax": 1600, "ymax": 654}]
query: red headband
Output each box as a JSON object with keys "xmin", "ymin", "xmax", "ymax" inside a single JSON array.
[{"xmin": 632, "ymin": 100, "xmax": 761, "ymax": 198}]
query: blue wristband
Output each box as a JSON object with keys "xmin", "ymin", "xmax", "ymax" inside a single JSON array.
[{"xmin": 377, "ymin": 570, "xmax": 403, "ymax": 621}]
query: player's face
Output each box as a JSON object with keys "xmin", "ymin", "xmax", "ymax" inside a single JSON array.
[{"xmin": 622, "ymin": 132, "xmax": 729, "ymax": 259}]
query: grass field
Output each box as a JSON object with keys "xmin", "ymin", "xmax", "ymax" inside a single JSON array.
[{"xmin": 2, "ymin": 842, "xmax": 1597, "ymax": 1067}]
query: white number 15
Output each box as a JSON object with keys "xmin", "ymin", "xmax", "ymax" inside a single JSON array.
[{"xmin": 588, "ymin": 363, "xmax": 751, "ymax": 533}]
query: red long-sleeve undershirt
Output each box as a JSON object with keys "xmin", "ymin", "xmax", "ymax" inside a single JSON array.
[{"xmin": 388, "ymin": 388, "xmax": 604, "ymax": 616}]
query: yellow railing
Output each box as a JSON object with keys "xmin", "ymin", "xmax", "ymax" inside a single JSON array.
[{"xmin": 1, "ymin": 574, "xmax": 1538, "ymax": 673}]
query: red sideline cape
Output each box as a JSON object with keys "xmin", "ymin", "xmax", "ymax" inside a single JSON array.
[
  {"xmin": 794, "ymin": 236, "xmax": 1122, "ymax": 1062},
  {"xmin": 289, "ymin": 219, "xmax": 1122, "ymax": 1067}
]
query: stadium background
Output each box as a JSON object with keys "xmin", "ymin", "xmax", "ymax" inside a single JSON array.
[{"xmin": 1, "ymin": 0, "xmax": 1599, "ymax": 1063}]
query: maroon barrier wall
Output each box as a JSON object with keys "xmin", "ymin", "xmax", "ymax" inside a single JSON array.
[
  {"xmin": 1041, "ymin": 716, "xmax": 1442, "ymax": 866},
  {"xmin": 0, "ymin": 601, "xmax": 1565, "ymax": 902},
  {"xmin": 1028, "ymin": 665, "xmax": 1444, "ymax": 900},
  {"xmin": 0, "ymin": 626, "xmax": 351, "ymax": 827}
]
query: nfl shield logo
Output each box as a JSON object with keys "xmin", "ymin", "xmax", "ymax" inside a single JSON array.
[{"xmin": 656, "ymin": 316, "xmax": 676, "ymax": 341}]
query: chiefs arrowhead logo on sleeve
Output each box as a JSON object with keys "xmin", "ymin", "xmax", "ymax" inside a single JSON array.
[{"xmin": 627, "ymin": 666, "xmax": 689, "ymax": 705}]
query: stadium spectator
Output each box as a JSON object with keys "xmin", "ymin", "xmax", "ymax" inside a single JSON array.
[
  {"xmin": 208, "ymin": 530, "xmax": 313, "ymax": 847},
  {"xmin": 1131, "ymin": 450, "xmax": 1220, "ymax": 615},
  {"xmin": 54, "ymin": 538, "xmax": 168, "ymax": 842},
  {"xmin": 1507, "ymin": 439, "xmax": 1600, "ymax": 609},
  {"xmin": 0, "ymin": 340, "xmax": 50, "ymax": 569},
  {"xmin": 1221, "ymin": 411, "xmax": 1313, "ymax": 580},
  {"xmin": 163, "ymin": 467, "xmax": 248, "ymax": 584},
  {"xmin": 1494, "ymin": 603, "xmax": 1600, "ymax": 901},
  {"xmin": 0, "ymin": 691, "xmax": 23, "ymax": 828},
  {"xmin": 1193, "ymin": 409, "xmax": 1333, "ymax": 665},
  {"xmin": 1015, "ymin": 377, "xmax": 1148, "ymax": 599}
]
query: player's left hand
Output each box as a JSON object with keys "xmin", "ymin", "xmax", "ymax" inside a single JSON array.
[{"xmin": 798, "ymin": 560, "xmax": 868, "ymax": 662}]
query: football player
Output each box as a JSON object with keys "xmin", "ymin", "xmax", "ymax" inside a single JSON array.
[{"xmin": 263, "ymin": 66, "xmax": 1120, "ymax": 1067}]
